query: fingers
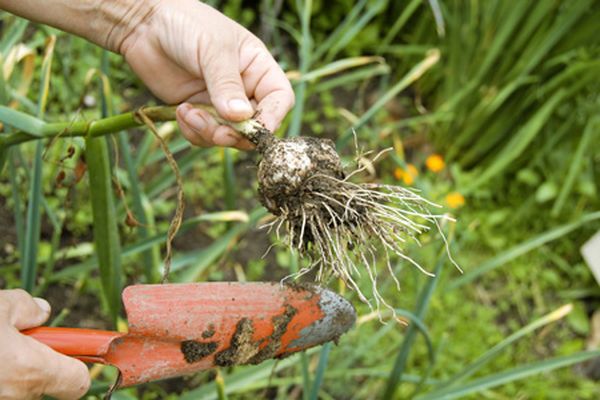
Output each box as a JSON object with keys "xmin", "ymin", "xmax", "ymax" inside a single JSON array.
[
  {"xmin": 240, "ymin": 46, "xmax": 295, "ymax": 131},
  {"xmin": 4, "ymin": 334, "xmax": 91, "ymax": 400},
  {"xmin": 29, "ymin": 337, "xmax": 90, "ymax": 400},
  {"xmin": 200, "ymin": 40, "xmax": 254, "ymax": 122},
  {"xmin": 255, "ymin": 88, "xmax": 295, "ymax": 132},
  {"xmin": 0, "ymin": 289, "xmax": 51, "ymax": 330},
  {"xmin": 176, "ymin": 103, "xmax": 254, "ymax": 150},
  {"xmin": 0, "ymin": 290, "xmax": 90, "ymax": 400}
]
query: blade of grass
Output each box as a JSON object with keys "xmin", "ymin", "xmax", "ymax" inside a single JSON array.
[
  {"xmin": 84, "ymin": 50, "xmax": 123, "ymax": 323},
  {"xmin": 0, "ymin": 143, "xmax": 6, "ymax": 173},
  {"xmin": 448, "ymin": 211, "xmax": 600, "ymax": 290},
  {"xmin": 174, "ymin": 208, "xmax": 267, "ymax": 282},
  {"xmin": 21, "ymin": 35, "xmax": 55, "ymax": 292},
  {"xmin": 118, "ymin": 132, "xmax": 159, "ymax": 282},
  {"xmin": 435, "ymin": 304, "xmax": 573, "ymax": 391},
  {"xmin": 145, "ymin": 135, "xmax": 189, "ymax": 165},
  {"xmin": 325, "ymin": 0, "xmax": 386, "ymax": 62},
  {"xmin": 7, "ymin": 149, "xmax": 23, "ymax": 253},
  {"xmin": 301, "ymin": 352, "xmax": 311, "ymax": 400},
  {"xmin": 215, "ymin": 369, "xmax": 228, "ymax": 400},
  {"xmin": 0, "ymin": 18, "xmax": 28, "ymax": 54},
  {"xmin": 180, "ymin": 348, "xmax": 319, "ymax": 400},
  {"xmin": 222, "ymin": 148, "xmax": 237, "ymax": 210},
  {"xmin": 312, "ymin": 0, "xmax": 367, "ymax": 60},
  {"xmin": 382, "ymin": 253, "xmax": 445, "ymax": 399},
  {"xmin": 0, "ymin": 106, "xmax": 46, "ymax": 136},
  {"xmin": 146, "ymin": 147, "xmax": 205, "ymax": 198},
  {"xmin": 49, "ymin": 210, "xmax": 249, "ymax": 282},
  {"xmin": 380, "ymin": 0, "xmax": 422, "ymax": 49},
  {"xmin": 471, "ymin": 1, "xmax": 530, "ymax": 84},
  {"xmin": 427, "ymin": 0, "xmax": 445, "ymax": 37},
  {"xmin": 551, "ymin": 116, "xmax": 599, "ymax": 216},
  {"xmin": 0, "ymin": 70, "xmax": 25, "ymax": 247},
  {"xmin": 338, "ymin": 49, "xmax": 440, "ymax": 148},
  {"xmin": 36, "ymin": 210, "xmax": 63, "ymax": 296},
  {"xmin": 86, "ymin": 134, "xmax": 123, "ymax": 324},
  {"xmin": 514, "ymin": 0, "xmax": 591, "ymax": 79},
  {"xmin": 313, "ymin": 63, "xmax": 390, "ymax": 93},
  {"xmin": 416, "ymin": 350, "xmax": 600, "ymax": 400},
  {"xmin": 308, "ymin": 342, "xmax": 331, "ymax": 400},
  {"xmin": 288, "ymin": 56, "xmax": 385, "ymax": 83},
  {"xmin": 464, "ymin": 88, "xmax": 567, "ymax": 191},
  {"xmin": 287, "ymin": 0, "xmax": 312, "ymax": 137}
]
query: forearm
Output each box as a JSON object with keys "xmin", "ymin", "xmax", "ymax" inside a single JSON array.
[{"xmin": 0, "ymin": 0, "xmax": 160, "ymax": 53}]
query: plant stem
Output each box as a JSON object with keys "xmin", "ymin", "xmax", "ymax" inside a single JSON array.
[{"xmin": 0, "ymin": 104, "xmax": 270, "ymax": 147}]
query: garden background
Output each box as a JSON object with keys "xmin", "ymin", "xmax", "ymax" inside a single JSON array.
[{"xmin": 0, "ymin": 0, "xmax": 599, "ymax": 398}]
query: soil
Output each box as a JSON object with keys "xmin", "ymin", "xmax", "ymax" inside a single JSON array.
[
  {"xmin": 201, "ymin": 324, "xmax": 216, "ymax": 339},
  {"xmin": 257, "ymin": 136, "xmax": 344, "ymax": 216},
  {"xmin": 180, "ymin": 340, "xmax": 218, "ymax": 363},
  {"xmin": 213, "ymin": 303, "xmax": 298, "ymax": 367},
  {"xmin": 213, "ymin": 318, "xmax": 258, "ymax": 367},
  {"xmin": 248, "ymin": 304, "xmax": 297, "ymax": 364}
]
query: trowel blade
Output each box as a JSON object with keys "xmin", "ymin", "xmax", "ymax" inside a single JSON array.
[{"xmin": 107, "ymin": 282, "xmax": 355, "ymax": 386}]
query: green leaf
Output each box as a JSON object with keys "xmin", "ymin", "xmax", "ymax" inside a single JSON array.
[
  {"xmin": 338, "ymin": 49, "xmax": 440, "ymax": 148},
  {"xmin": 417, "ymin": 350, "xmax": 600, "ymax": 400},
  {"xmin": 0, "ymin": 17, "xmax": 28, "ymax": 55},
  {"xmin": 0, "ymin": 143, "xmax": 7, "ymax": 173},
  {"xmin": 180, "ymin": 348, "xmax": 320, "ymax": 400},
  {"xmin": 465, "ymin": 89, "xmax": 567, "ymax": 191},
  {"xmin": 552, "ymin": 116, "xmax": 600, "ymax": 215},
  {"xmin": 309, "ymin": 342, "xmax": 331, "ymax": 400},
  {"xmin": 448, "ymin": 211, "xmax": 600, "ymax": 290},
  {"xmin": 382, "ymin": 254, "xmax": 445, "ymax": 399},
  {"xmin": 85, "ymin": 135, "xmax": 123, "ymax": 324},
  {"xmin": 287, "ymin": 0, "xmax": 313, "ymax": 137},
  {"xmin": 222, "ymin": 148, "xmax": 237, "ymax": 210},
  {"xmin": 0, "ymin": 106, "xmax": 46, "ymax": 136},
  {"xmin": 84, "ymin": 51, "xmax": 123, "ymax": 324},
  {"xmin": 21, "ymin": 141, "xmax": 43, "ymax": 291},
  {"xmin": 174, "ymin": 208, "xmax": 266, "ymax": 282},
  {"xmin": 436, "ymin": 304, "xmax": 572, "ymax": 389},
  {"xmin": 21, "ymin": 35, "xmax": 55, "ymax": 292}
]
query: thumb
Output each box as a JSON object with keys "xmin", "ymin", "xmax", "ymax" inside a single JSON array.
[
  {"xmin": 0, "ymin": 289, "xmax": 51, "ymax": 330},
  {"xmin": 200, "ymin": 44, "xmax": 253, "ymax": 121}
]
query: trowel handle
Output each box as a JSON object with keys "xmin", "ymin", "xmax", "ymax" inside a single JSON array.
[{"xmin": 22, "ymin": 327, "xmax": 124, "ymax": 358}]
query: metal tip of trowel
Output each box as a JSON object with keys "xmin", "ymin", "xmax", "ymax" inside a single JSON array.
[{"xmin": 286, "ymin": 285, "xmax": 356, "ymax": 352}]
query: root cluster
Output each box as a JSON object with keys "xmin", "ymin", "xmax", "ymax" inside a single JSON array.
[{"xmin": 253, "ymin": 133, "xmax": 458, "ymax": 319}]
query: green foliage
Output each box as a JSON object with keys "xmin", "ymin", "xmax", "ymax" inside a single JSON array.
[{"xmin": 1, "ymin": 1, "xmax": 599, "ymax": 399}]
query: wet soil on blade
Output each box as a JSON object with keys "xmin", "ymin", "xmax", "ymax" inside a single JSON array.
[
  {"xmin": 213, "ymin": 303, "xmax": 298, "ymax": 367},
  {"xmin": 214, "ymin": 318, "xmax": 259, "ymax": 367},
  {"xmin": 248, "ymin": 304, "xmax": 297, "ymax": 364},
  {"xmin": 181, "ymin": 340, "xmax": 218, "ymax": 363}
]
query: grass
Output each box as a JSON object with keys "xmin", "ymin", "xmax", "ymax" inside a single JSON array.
[{"xmin": 0, "ymin": 1, "xmax": 599, "ymax": 399}]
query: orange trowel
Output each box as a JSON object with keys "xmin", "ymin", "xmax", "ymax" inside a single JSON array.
[{"xmin": 23, "ymin": 282, "xmax": 355, "ymax": 387}]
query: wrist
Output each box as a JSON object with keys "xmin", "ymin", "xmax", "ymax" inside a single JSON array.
[{"xmin": 0, "ymin": 0, "xmax": 161, "ymax": 54}]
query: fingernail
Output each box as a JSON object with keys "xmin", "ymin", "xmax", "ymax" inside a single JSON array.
[
  {"xmin": 228, "ymin": 99, "xmax": 253, "ymax": 115},
  {"xmin": 185, "ymin": 110, "xmax": 207, "ymax": 132},
  {"xmin": 177, "ymin": 102, "xmax": 192, "ymax": 112},
  {"xmin": 34, "ymin": 297, "xmax": 51, "ymax": 314}
]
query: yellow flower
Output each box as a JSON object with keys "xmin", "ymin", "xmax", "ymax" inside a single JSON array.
[
  {"xmin": 445, "ymin": 192, "xmax": 465, "ymax": 209},
  {"xmin": 426, "ymin": 154, "xmax": 445, "ymax": 173},
  {"xmin": 393, "ymin": 167, "xmax": 403, "ymax": 181},
  {"xmin": 394, "ymin": 164, "xmax": 418, "ymax": 185}
]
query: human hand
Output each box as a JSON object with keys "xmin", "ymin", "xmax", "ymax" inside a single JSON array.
[
  {"xmin": 0, "ymin": 289, "xmax": 90, "ymax": 400},
  {"xmin": 118, "ymin": 0, "xmax": 295, "ymax": 150}
]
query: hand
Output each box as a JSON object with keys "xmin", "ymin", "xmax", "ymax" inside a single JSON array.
[
  {"xmin": 0, "ymin": 289, "xmax": 90, "ymax": 400},
  {"xmin": 119, "ymin": 0, "xmax": 295, "ymax": 150}
]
